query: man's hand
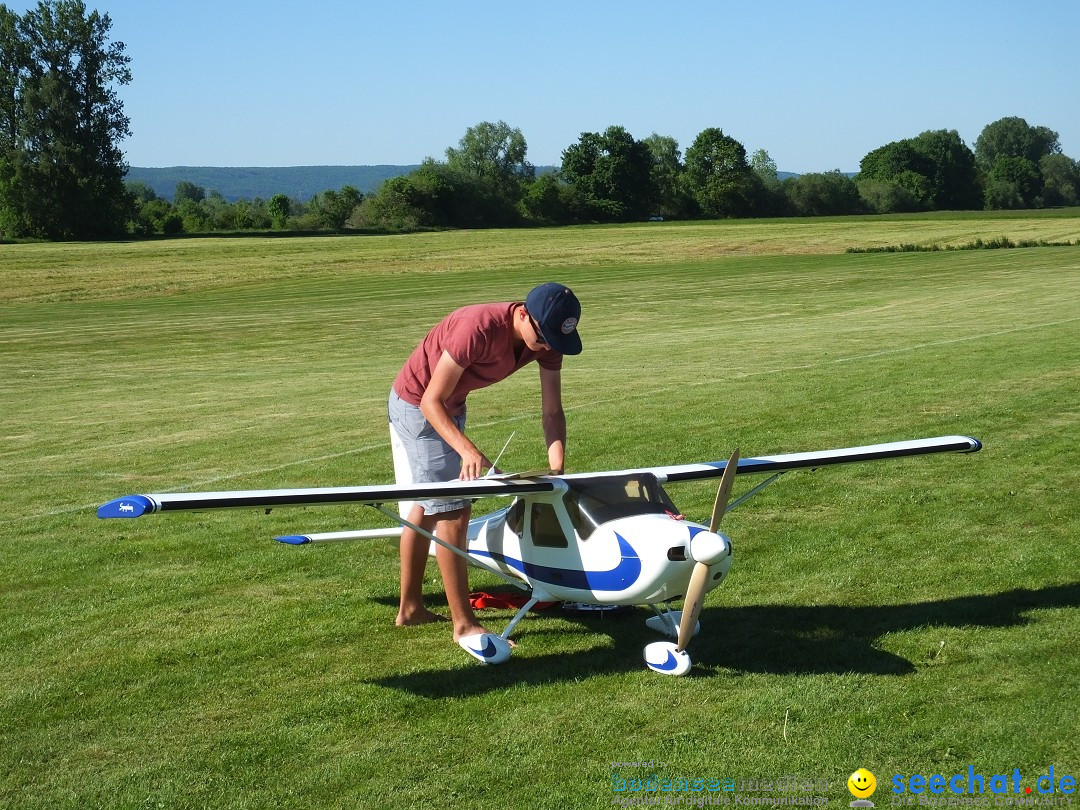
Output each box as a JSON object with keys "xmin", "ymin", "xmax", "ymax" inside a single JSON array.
[{"xmin": 459, "ymin": 445, "xmax": 493, "ymax": 481}]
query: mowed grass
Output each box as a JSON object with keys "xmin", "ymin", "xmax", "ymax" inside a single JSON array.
[{"xmin": 2, "ymin": 211, "xmax": 1079, "ymax": 809}]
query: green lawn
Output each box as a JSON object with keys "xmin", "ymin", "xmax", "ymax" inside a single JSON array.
[{"xmin": 2, "ymin": 212, "xmax": 1079, "ymax": 809}]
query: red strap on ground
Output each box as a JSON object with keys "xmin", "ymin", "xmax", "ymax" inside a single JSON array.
[{"xmin": 469, "ymin": 591, "xmax": 557, "ymax": 610}]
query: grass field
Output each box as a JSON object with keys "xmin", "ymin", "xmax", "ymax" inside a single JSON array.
[{"xmin": 2, "ymin": 210, "xmax": 1079, "ymax": 809}]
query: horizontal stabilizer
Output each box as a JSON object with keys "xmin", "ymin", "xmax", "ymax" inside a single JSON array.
[
  {"xmin": 274, "ymin": 527, "xmax": 405, "ymax": 544},
  {"xmin": 275, "ymin": 534, "xmax": 311, "ymax": 545}
]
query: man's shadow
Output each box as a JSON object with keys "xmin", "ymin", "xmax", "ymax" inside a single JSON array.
[{"xmin": 368, "ymin": 583, "xmax": 1080, "ymax": 697}]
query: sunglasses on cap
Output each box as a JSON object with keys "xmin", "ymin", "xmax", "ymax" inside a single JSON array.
[{"xmin": 528, "ymin": 314, "xmax": 548, "ymax": 346}]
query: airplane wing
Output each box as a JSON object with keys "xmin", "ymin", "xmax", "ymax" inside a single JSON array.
[
  {"xmin": 561, "ymin": 435, "xmax": 982, "ymax": 484},
  {"xmin": 97, "ymin": 476, "xmax": 558, "ymax": 518},
  {"xmin": 98, "ymin": 435, "xmax": 980, "ymax": 519}
]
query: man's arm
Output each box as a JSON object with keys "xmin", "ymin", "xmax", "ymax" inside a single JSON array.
[
  {"xmin": 419, "ymin": 351, "xmax": 491, "ymax": 480},
  {"xmin": 539, "ymin": 365, "xmax": 567, "ymax": 474}
]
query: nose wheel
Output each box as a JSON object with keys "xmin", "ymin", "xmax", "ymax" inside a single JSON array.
[
  {"xmin": 644, "ymin": 641, "xmax": 692, "ymax": 675},
  {"xmin": 644, "ymin": 605, "xmax": 699, "ymax": 676}
]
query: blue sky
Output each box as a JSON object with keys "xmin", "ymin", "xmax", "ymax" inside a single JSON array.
[{"xmin": 10, "ymin": 0, "xmax": 1080, "ymax": 171}]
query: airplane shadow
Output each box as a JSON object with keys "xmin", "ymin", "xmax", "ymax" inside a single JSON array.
[{"xmin": 366, "ymin": 583, "xmax": 1080, "ymax": 698}]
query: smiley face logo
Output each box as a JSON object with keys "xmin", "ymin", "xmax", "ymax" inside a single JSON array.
[{"xmin": 848, "ymin": 768, "xmax": 877, "ymax": 799}]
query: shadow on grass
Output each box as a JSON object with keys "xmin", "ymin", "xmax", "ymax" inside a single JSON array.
[
  {"xmin": 700, "ymin": 582, "xmax": 1080, "ymax": 676},
  {"xmin": 369, "ymin": 583, "xmax": 1080, "ymax": 697}
]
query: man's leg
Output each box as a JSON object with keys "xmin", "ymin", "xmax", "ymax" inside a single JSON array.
[
  {"xmin": 430, "ymin": 505, "xmax": 489, "ymax": 641},
  {"xmin": 389, "ymin": 391, "xmax": 487, "ymax": 638},
  {"xmin": 396, "ymin": 502, "xmax": 444, "ymax": 626},
  {"xmin": 396, "ymin": 503, "xmax": 490, "ymax": 639},
  {"xmin": 391, "ymin": 404, "xmax": 446, "ymax": 627}
]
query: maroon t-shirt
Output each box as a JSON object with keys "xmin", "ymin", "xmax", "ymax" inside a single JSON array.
[{"xmin": 392, "ymin": 302, "xmax": 562, "ymax": 417}]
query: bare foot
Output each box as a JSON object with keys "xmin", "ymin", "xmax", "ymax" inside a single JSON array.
[
  {"xmin": 452, "ymin": 622, "xmax": 490, "ymax": 642},
  {"xmin": 396, "ymin": 607, "xmax": 447, "ymax": 626}
]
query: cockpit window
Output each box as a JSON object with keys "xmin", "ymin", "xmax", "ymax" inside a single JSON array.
[
  {"xmin": 564, "ymin": 473, "xmax": 678, "ymax": 539},
  {"xmin": 530, "ymin": 501, "xmax": 568, "ymax": 547}
]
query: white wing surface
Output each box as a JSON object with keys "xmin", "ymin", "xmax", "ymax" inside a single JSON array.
[
  {"xmin": 98, "ymin": 476, "xmax": 558, "ymax": 518},
  {"xmin": 562, "ymin": 435, "xmax": 982, "ymax": 484},
  {"xmin": 97, "ymin": 435, "xmax": 980, "ymax": 519}
]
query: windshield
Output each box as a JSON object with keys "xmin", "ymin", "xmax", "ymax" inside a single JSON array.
[{"xmin": 565, "ymin": 473, "xmax": 678, "ymax": 538}]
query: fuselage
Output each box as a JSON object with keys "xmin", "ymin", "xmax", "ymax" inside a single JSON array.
[{"xmin": 458, "ymin": 473, "xmax": 733, "ymax": 606}]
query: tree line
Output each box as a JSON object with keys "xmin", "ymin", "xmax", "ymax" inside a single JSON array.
[{"xmin": 2, "ymin": 1, "xmax": 1079, "ymax": 241}]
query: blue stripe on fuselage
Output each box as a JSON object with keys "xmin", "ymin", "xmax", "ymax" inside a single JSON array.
[{"xmin": 471, "ymin": 533, "xmax": 641, "ymax": 592}]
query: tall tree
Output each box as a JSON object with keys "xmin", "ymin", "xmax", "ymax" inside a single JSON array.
[
  {"xmin": 975, "ymin": 117, "xmax": 1060, "ymax": 168},
  {"xmin": 0, "ymin": 7, "xmax": 23, "ymax": 149},
  {"xmin": 983, "ymin": 156, "xmax": 1042, "ymax": 209},
  {"xmin": 0, "ymin": 6, "xmax": 27, "ymax": 235},
  {"xmin": 0, "ymin": 0, "xmax": 132, "ymax": 239},
  {"xmin": 560, "ymin": 125, "xmax": 654, "ymax": 222},
  {"xmin": 683, "ymin": 128, "xmax": 761, "ymax": 218},
  {"xmin": 1039, "ymin": 153, "xmax": 1080, "ymax": 207},
  {"xmin": 749, "ymin": 148, "xmax": 779, "ymax": 186},
  {"xmin": 857, "ymin": 131, "xmax": 981, "ymax": 212},
  {"xmin": 857, "ymin": 140, "xmax": 934, "ymax": 211},
  {"xmin": 445, "ymin": 121, "xmax": 533, "ymax": 188},
  {"xmin": 174, "ymin": 180, "xmax": 205, "ymax": 205},
  {"xmin": 267, "ymin": 193, "xmax": 291, "ymax": 229},
  {"xmin": 643, "ymin": 132, "xmax": 687, "ymax": 217},
  {"xmin": 911, "ymin": 129, "xmax": 981, "ymax": 210},
  {"xmin": 307, "ymin": 185, "xmax": 362, "ymax": 229},
  {"xmin": 517, "ymin": 172, "xmax": 565, "ymax": 224},
  {"xmin": 749, "ymin": 147, "xmax": 786, "ymax": 216},
  {"xmin": 355, "ymin": 175, "xmax": 429, "ymax": 231},
  {"xmin": 443, "ymin": 121, "xmax": 533, "ymax": 225}
]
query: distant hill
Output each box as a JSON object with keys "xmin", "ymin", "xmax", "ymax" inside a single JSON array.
[
  {"xmin": 124, "ymin": 165, "xmax": 422, "ymax": 202},
  {"xmin": 125, "ymin": 165, "xmax": 810, "ymax": 203}
]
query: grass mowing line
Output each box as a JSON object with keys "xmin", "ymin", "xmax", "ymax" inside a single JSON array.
[
  {"xmin": 791, "ymin": 314, "xmax": 1080, "ymax": 367},
  {"xmin": 43, "ymin": 312, "xmax": 1076, "ymax": 524},
  {"xmin": 562, "ymin": 312, "xmax": 1080, "ymax": 420}
]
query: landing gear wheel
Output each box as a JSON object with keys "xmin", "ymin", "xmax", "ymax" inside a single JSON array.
[
  {"xmin": 458, "ymin": 633, "xmax": 513, "ymax": 664},
  {"xmin": 644, "ymin": 641, "xmax": 691, "ymax": 676}
]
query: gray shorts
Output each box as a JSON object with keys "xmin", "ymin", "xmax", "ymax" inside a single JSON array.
[{"xmin": 388, "ymin": 389, "xmax": 468, "ymax": 516}]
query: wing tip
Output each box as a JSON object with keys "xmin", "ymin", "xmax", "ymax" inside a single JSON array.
[
  {"xmin": 97, "ymin": 495, "xmax": 154, "ymax": 518},
  {"xmin": 956, "ymin": 435, "xmax": 982, "ymax": 453}
]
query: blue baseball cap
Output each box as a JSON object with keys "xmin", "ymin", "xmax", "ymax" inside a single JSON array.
[{"xmin": 525, "ymin": 282, "xmax": 582, "ymax": 355}]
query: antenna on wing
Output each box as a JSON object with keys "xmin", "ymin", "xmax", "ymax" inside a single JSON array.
[{"xmin": 486, "ymin": 430, "xmax": 516, "ymax": 477}]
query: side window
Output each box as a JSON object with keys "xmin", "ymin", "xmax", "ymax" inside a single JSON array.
[
  {"xmin": 562, "ymin": 492, "xmax": 589, "ymax": 539},
  {"xmin": 506, "ymin": 500, "xmax": 524, "ymax": 536},
  {"xmin": 530, "ymin": 502, "xmax": 568, "ymax": 548}
]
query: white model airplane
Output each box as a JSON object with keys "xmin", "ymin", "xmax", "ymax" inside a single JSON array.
[{"xmin": 98, "ymin": 435, "xmax": 981, "ymax": 675}]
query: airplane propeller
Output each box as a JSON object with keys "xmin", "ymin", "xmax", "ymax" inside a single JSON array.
[{"xmin": 676, "ymin": 448, "xmax": 739, "ymax": 652}]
